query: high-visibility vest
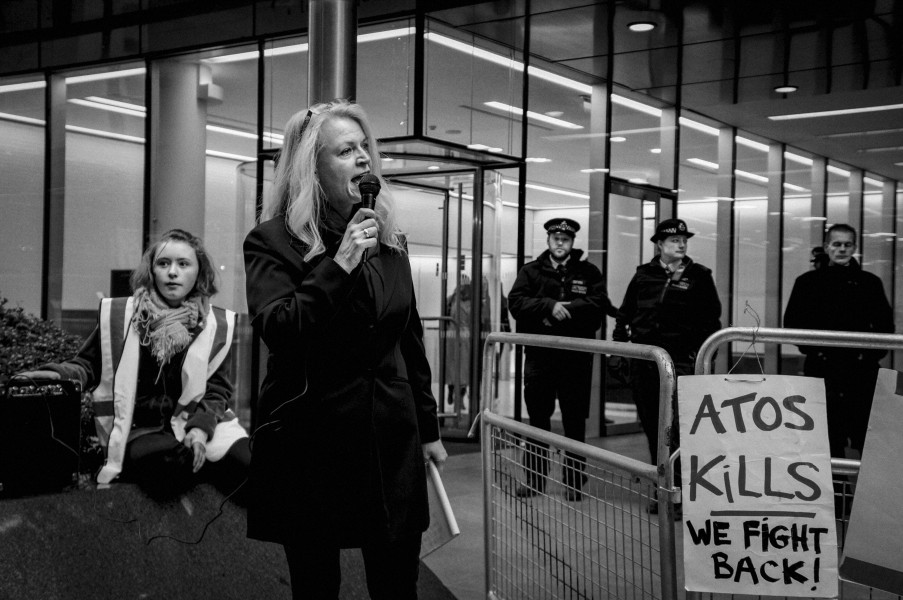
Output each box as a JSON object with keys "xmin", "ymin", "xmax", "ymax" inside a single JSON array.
[{"xmin": 92, "ymin": 297, "xmax": 247, "ymax": 484}]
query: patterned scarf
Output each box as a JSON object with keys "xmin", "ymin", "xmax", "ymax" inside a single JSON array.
[{"xmin": 132, "ymin": 287, "xmax": 208, "ymax": 366}]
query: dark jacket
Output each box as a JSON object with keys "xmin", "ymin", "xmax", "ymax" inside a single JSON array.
[
  {"xmin": 613, "ymin": 256, "xmax": 722, "ymax": 361},
  {"xmin": 783, "ymin": 258, "xmax": 894, "ymax": 363},
  {"xmin": 507, "ymin": 249, "xmax": 611, "ymax": 343},
  {"xmin": 243, "ymin": 216, "xmax": 440, "ymax": 547}
]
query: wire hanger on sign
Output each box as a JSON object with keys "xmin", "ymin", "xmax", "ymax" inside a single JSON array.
[{"xmin": 725, "ymin": 301, "xmax": 766, "ymax": 381}]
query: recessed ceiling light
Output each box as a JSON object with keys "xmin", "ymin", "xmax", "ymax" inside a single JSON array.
[
  {"xmin": 628, "ymin": 21, "xmax": 656, "ymax": 32},
  {"xmin": 650, "ymin": 148, "xmax": 661, "ymax": 154},
  {"xmin": 428, "ymin": 165, "xmax": 440, "ymax": 170},
  {"xmin": 610, "ymin": 136, "xmax": 626, "ymax": 142},
  {"xmin": 525, "ymin": 157, "xmax": 552, "ymax": 163},
  {"xmin": 773, "ymin": 85, "xmax": 799, "ymax": 94},
  {"xmin": 579, "ymin": 168, "xmax": 609, "ymax": 173}
]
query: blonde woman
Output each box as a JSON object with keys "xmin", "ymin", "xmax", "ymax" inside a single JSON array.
[{"xmin": 243, "ymin": 99, "xmax": 446, "ymax": 599}]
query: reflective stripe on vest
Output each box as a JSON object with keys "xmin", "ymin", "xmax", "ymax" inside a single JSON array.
[{"xmin": 93, "ymin": 297, "xmax": 244, "ymax": 484}]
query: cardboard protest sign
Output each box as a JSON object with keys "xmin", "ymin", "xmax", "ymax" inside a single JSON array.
[
  {"xmin": 839, "ymin": 368, "xmax": 903, "ymax": 595},
  {"xmin": 678, "ymin": 375, "xmax": 838, "ymax": 597}
]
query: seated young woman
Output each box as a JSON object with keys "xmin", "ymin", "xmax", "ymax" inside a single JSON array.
[{"xmin": 17, "ymin": 229, "xmax": 249, "ymax": 500}]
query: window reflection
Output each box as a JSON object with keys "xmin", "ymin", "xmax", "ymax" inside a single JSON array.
[
  {"xmin": 732, "ymin": 137, "xmax": 768, "ymax": 366},
  {"xmin": 610, "ymin": 93, "xmax": 661, "ymax": 186},
  {"xmin": 678, "ymin": 112, "xmax": 720, "ymax": 275},
  {"xmin": 826, "ymin": 162, "xmax": 852, "ymax": 228},
  {"xmin": 862, "ymin": 174, "xmax": 892, "ymax": 299}
]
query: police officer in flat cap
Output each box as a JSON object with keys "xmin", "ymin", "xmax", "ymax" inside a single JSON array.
[
  {"xmin": 612, "ymin": 218, "xmax": 721, "ymax": 509},
  {"xmin": 508, "ymin": 217, "xmax": 614, "ymax": 501}
]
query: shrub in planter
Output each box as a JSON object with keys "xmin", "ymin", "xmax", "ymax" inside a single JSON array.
[{"xmin": 0, "ymin": 295, "xmax": 104, "ymax": 474}]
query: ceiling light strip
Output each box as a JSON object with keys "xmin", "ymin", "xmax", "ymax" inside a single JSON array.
[
  {"xmin": 769, "ymin": 103, "xmax": 903, "ymax": 121},
  {"xmin": 68, "ymin": 98, "xmax": 146, "ymax": 117},
  {"xmin": 205, "ymin": 27, "xmax": 414, "ymax": 64},
  {"xmin": 679, "ymin": 117, "xmax": 719, "ymax": 136},
  {"xmin": 784, "ymin": 152, "xmax": 813, "ymax": 166},
  {"xmin": 501, "ymin": 178, "xmax": 589, "ymax": 199},
  {"xmin": 827, "ymin": 165, "xmax": 851, "ymax": 178},
  {"xmin": 0, "ymin": 80, "xmax": 46, "ymax": 93},
  {"xmin": 687, "ymin": 157, "xmax": 718, "ymax": 170},
  {"xmin": 65, "ymin": 68, "xmax": 146, "ymax": 84},
  {"xmin": 736, "ymin": 136, "xmax": 769, "ymax": 152},
  {"xmin": 85, "ymin": 96, "xmax": 146, "ymax": 111},
  {"xmin": 66, "ymin": 124, "xmax": 145, "ymax": 143},
  {"xmin": 611, "ymin": 94, "xmax": 662, "ymax": 117},
  {"xmin": 0, "ymin": 111, "xmax": 45, "ymax": 126},
  {"xmin": 863, "ymin": 177, "xmax": 884, "ymax": 187},
  {"xmin": 734, "ymin": 169, "xmax": 768, "ymax": 183},
  {"xmin": 484, "ymin": 101, "xmax": 582, "ymax": 129},
  {"xmin": 207, "ymin": 149, "xmax": 258, "ymax": 162},
  {"xmin": 425, "ymin": 32, "xmax": 594, "ymax": 95}
]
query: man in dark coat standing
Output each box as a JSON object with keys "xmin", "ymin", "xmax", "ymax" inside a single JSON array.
[
  {"xmin": 613, "ymin": 218, "xmax": 722, "ymax": 468},
  {"xmin": 508, "ymin": 218, "xmax": 613, "ymax": 501},
  {"xmin": 784, "ymin": 223, "xmax": 894, "ymax": 459}
]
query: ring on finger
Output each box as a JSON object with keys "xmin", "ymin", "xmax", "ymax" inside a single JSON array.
[{"xmin": 364, "ymin": 228, "xmax": 370, "ymax": 239}]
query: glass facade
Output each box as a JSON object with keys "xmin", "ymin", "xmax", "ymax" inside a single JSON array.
[
  {"xmin": 0, "ymin": 76, "xmax": 45, "ymax": 315},
  {"xmin": 2, "ymin": 4, "xmax": 903, "ymax": 434}
]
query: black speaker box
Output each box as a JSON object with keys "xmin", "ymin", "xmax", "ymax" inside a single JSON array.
[{"xmin": 1, "ymin": 379, "xmax": 82, "ymax": 497}]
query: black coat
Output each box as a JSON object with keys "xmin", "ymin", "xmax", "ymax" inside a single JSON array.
[
  {"xmin": 613, "ymin": 256, "xmax": 722, "ymax": 362},
  {"xmin": 508, "ymin": 249, "xmax": 611, "ymax": 343},
  {"xmin": 243, "ymin": 216, "xmax": 440, "ymax": 547},
  {"xmin": 784, "ymin": 259, "xmax": 894, "ymax": 364}
]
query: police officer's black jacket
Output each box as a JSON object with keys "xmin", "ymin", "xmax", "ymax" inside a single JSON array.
[
  {"xmin": 508, "ymin": 249, "xmax": 612, "ymax": 341},
  {"xmin": 613, "ymin": 255, "xmax": 721, "ymax": 361},
  {"xmin": 784, "ymin": 258, "xmax": 894, "ymax": 363}
]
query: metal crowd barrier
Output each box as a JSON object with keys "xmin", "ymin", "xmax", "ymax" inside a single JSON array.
[
  {"xmin": 692, "ymin": 327, "xmax": 903, "ymax": 600},
  {"xmin": 474, "ymin": 332, "xmax": 680, "ymax": 600}
]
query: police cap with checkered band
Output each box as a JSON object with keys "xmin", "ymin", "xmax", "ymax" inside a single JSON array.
[
  {"xmin": 544, "ymin": 218, "xmax": 580, "ymax": 239},
  {"xmin": 650, "ymin": 218, "xmax": 695, "ymax": 242}
]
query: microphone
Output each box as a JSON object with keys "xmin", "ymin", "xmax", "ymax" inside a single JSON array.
[{"xmin": 358, "ymin": 173, "xmax": 381, "ymax": 210}]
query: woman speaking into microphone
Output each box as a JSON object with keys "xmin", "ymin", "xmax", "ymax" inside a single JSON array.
[{"xmin": 242, "ymin": 99, "xmax": 447, "ymax": 600}]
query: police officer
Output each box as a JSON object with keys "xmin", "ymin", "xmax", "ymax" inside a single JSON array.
[
  {"xmin": 508, "ymin": 218, "xmax": 613, "ymax": 501},
  {"xmin": 612, "ymin": 218, "xmax": 722, "ymax": 468}
]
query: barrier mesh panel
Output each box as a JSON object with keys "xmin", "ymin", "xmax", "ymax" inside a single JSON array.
[{"xmin": 488, "ymin": 426, "xmax": 662, "ymax": 600}]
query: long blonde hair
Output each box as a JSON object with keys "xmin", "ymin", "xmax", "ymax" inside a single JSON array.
[{"xmin": 263, "ymin": 99, "xmax": 404, "ymax": 261}]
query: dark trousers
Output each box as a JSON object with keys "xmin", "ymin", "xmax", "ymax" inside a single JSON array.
[
  {"xmin": 630, "ymin": 359, "xmax": 693, "ymax": 466},
  {"xmin": 804, "ymin": 355, "xmax": 880, "ymax": 458},
  {"xmin": 283, "ymin": 532, "xmax": 422, "ymax": 600},
  {"xmin": 521, "ymin": 349, "xmax": 593, "ymax": 490},
  {"xmin": 123, "ymin": 431, "xmax": 250, "ymax": 500}
]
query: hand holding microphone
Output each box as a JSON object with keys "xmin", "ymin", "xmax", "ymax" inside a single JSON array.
[
  {"xmin": 335, "ymin": 174, "xmax": 382, "ymax": 273},
  {"xmin": 358, "ymin": 174, "xmax": 381, "ymax": 262}
]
